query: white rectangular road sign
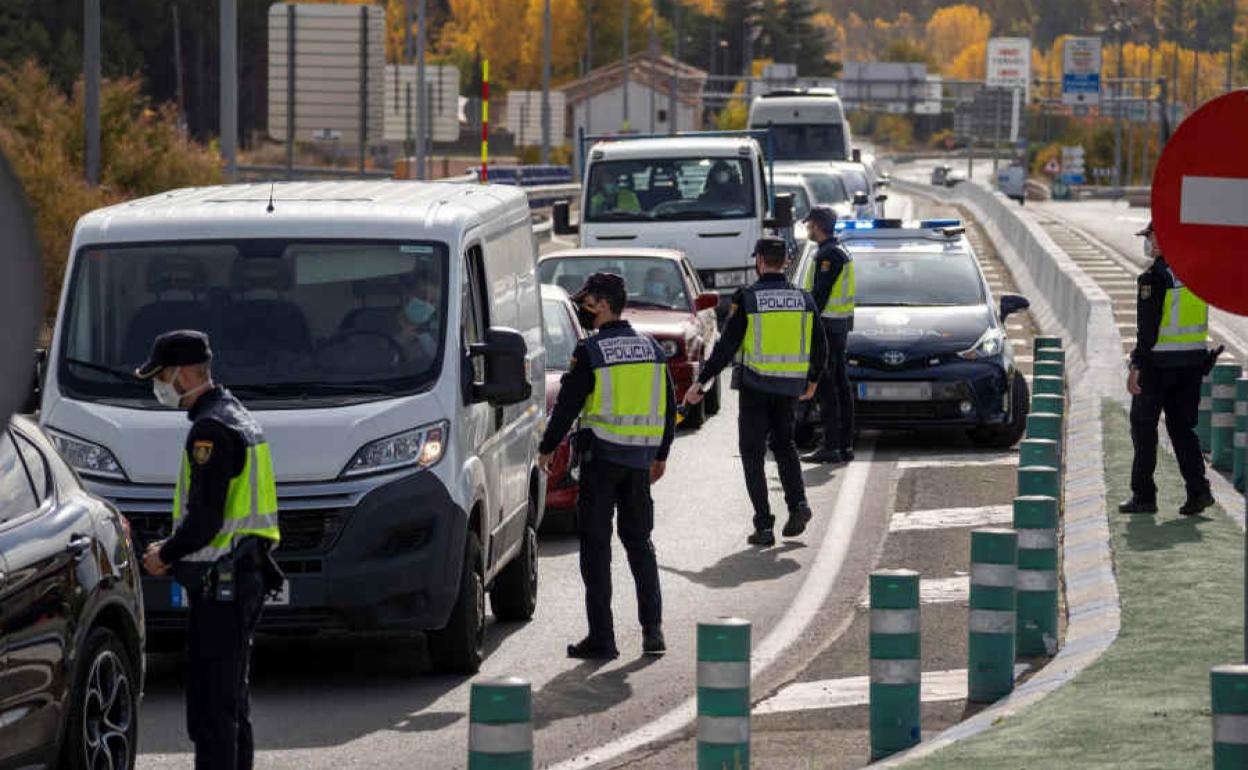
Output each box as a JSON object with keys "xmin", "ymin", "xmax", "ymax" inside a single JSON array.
[
  {"xmin": 1181, "ymin": 177, "xmax": 1248, "ymax": 227},
  {"xmin": 986, "ymin": 37, "xmax": 1032, "ymax": 103},
  {"xmin": 1062, "ymin": 37, "xmax": 1102, "ymax": 106}
]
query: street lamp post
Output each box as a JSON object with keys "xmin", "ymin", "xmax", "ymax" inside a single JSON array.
[
  {"xmin": 84, "ymin": 0, "xmax": 100, "ymax": 186},
  {"xmin": 541, "ymin": 0, "xmax": 551, "ymax": 163}
]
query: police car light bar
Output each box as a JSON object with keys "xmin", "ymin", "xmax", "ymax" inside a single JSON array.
[{"xmin": 834, "ymin": 219, "xmax": 965, "ymax": 239}]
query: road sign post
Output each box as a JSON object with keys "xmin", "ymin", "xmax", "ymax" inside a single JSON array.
[{"xmin": 1061, "ymin": 37, "xmax": 1102, "ymax": 108}]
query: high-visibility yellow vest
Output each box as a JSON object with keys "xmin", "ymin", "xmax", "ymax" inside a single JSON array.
[
  {"xmin": 581, "ymin": 333, "xmax": 668, "ymax": 449},
  {"xmin": 1154, "ymin": 268, "xmax": 1208, "ymax": 354},
  {"xmin": 804, "ymin": 249, "xmax": 856, "ymax": 320},
  {"xmin": 173, "ymin": 397, "xmax": 280, "ymax": 563},
  {"xmin": 739, "ymin": 283, "xmax": 815, "ymax": 397}
]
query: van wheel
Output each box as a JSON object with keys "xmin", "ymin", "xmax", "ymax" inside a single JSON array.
[
  {"xmin": 969, "ymin": 371, "xmax": 1030, "ymax": 449},
  {"xmin": 704, "ymin": 372, "xmax": 721, "ymax": 416},
  {"xmin": 490, "ymin": 501, "xmax": 539, "ymax": 622},
  {"xmin": 62, "ymin": 626, "xmax": 138, "ymax": 770},
  {"xmin": 427, "ymin": 534, "xmax": 485, "ymax": 674}
]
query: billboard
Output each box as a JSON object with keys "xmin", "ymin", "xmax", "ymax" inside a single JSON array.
[
  {"xmin": 505, "ymin": 91, "xmax": 568, "ymax": 147},
  {"xmin": 986, "ymin": 37, "xmax": 1032, "ymax": 102},
  {"xmin": 383, "ymin": 65, "xmax": 461, "ymax": 143},
  {"xmin": 1062, "ymin": 37, "xmax": 1102, "ymax": 106}
]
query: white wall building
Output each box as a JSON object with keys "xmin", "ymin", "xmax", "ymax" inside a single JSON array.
[{"xmin": 560, "ymin": 54, "xmax": 707, "ymax": 146}]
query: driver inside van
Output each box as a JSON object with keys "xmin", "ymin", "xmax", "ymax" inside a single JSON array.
[
  {"xmin": 590, "ymin": 173, "xmax": 641, "ymax": 217},
  {"xmin": 698, "ymin": 160, "xmax": 745, "ymax": 207},
  {"xmin": 397, "ymin": 270, "xmax": 440, "ymax": 360}
]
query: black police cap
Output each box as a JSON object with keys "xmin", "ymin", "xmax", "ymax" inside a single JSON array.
[
  {"xmin": 573, "ymin": 272, "xmax": 627, "ymax": 305},
  {"xmin": 753, "ymin": 237, "xmax": 788, "ymax": 261},
  {"xmin": 135, "ymin": 330, "xmax": 213, "ymax": 380}
]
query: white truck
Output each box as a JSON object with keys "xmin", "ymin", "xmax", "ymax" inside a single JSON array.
[{"xmin": 554, "ymin": 134, "xmax": 794, "ymax": 307}]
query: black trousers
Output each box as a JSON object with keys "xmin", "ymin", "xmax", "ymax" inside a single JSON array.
[
  {"xmin": 185, "ymin": 564, "xmax": 265, "ymax": 770},
  {"xmin": 577, "ymin": 459, "xmax": 663, "ymax": 644},
  {"xmin": 739, "ymin": 387, "xmax": 808, "ymax": 531},
  {"xmin": 1130, "ymin": 364, "xmax": 1210, "ymax": 501},
  {"xmin": 818, "ymin": 331, "xmax": 855, "ymax": 451}
]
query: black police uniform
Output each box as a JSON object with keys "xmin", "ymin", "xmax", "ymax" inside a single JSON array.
[
  {"xmin": 540, "ymin": 320, "xmax": 676, "ymax": 655},
  {"xmin": 1126, "ymin": 255, "xmax": 1212, "ymax": 511},
  {"xmin": 808, "ymin": 235, "xmax": 855, "ymax": 455},
  {"xmin": 698, "ymin": 273, "xmax": 828, "ymax": 534}
]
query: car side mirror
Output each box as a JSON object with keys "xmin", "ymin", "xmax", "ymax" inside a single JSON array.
[
  {"xmin": 470, "ymin": 327, "xmax": 532, "ymax": 406},
  {"xmin": 695, "ymin": 292, "xmax": 719, "ymax": 312},
  {"xmin": 999, "ymin": 294, "xmax": 1030, "ymax": 321},
  {"xmin": 23, "ymin": 348, "xmax": 45, "ymax": 415},
  {"xmin": 875, "ymin": 193, "xmax": 889, "ymax": 203},
  {"xmin": 764, "ymin": 192, "xmax": 795, "ymax": 229},
  {"xmin": 552, "ymin": 200, "xmax": 578, "ymax": 236}
]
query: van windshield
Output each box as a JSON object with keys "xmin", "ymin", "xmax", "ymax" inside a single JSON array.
[
  {"xmin": 585, "ymin": 157, "xmax": 755, "ymax": 223},
  {"xmin": 759, "ymin": 124, "xmax": 848, "ymax": 161},
  {"xmin": 58, "ymin": 239, "xmax": 449, "ymax": 406}
]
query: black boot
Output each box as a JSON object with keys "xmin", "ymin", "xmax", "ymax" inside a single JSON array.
[
  {"xmin": 747, "ymin": 529, "xmax": 776, "ymax": 547},
  {"xmin": 1117, "ymin": 496, "xmax": 1158, "ymax": 514},
  {"xmin": 642, "ymin": 626, "xmax": 666, "ymax": 656},
  {"xmin": 801, "ymin": 447, "xmax": 844, "ymax": 464},
  {"xmin": 566, "ymin": 637, "xmax": 620, "ymax": 660},
  {"xmin": 1179, "ymin": 491, "xmax": 1215, "ymax": 516},
  {"xmin": 782, "ymin": 502, "xmax": 812, "ymax": 537}
]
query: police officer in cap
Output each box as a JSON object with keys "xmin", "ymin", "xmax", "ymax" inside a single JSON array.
[
  {"xmin": 137, "ymin": 330, "xmax": 283, "ymax": 770},
  {"xmin": 1119, "ymin": 221, "xmax": 1217, "ymax": 516},
  {"xmin": 539, "ymin": 273, "xmax": 676, "ymax": 659},
  {"xmin": 685, "ymin": 237, "xmax": 827, "ymax": 546},
  {"xmin": 800, "ymin": 206, "xmax": 856, "ymax": 464}
]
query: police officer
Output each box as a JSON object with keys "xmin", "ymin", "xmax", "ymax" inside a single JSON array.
[
  {"xmin": 1119, "ymin": 222, "xmax": 1216, "ymax": 516},
  {"xmin": 138, "ymin": 330, "xmax": 282, "ymax": 770},
  {"xmin": 685, "ymin": 237, "xmax": 827, "ymax": 546},
  {"xmin": 539, "ymin": 273, "xmax": 676, "ymax": 660},
  {"xmin": 801, "ymin": 206, "xmax": 856, "ymax": 464}
]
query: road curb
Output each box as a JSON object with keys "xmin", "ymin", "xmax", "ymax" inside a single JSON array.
[{"xmin": 873, "ymin": 176, "xmax": 1123, "ymax": 766}]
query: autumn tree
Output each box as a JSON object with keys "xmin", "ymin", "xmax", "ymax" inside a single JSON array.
[{"xmin": 925, "ymin": 5, "xmax": 991, "ymax": 68}]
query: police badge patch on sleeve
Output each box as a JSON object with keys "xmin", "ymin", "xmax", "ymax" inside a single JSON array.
[
  {"xmin": 1140, "ymin": 284, "xmax": 1152, "ymax": 300},
  {"xmin": 192, "ymin": 440, "xmax": 214, "ymax": 464},
  {"xmin": 820, "ymin": 260, "xmax": 831, "ymax": 272}
]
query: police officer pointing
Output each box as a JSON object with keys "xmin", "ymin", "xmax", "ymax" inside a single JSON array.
[
  {"xmin": 686, "ymin": 237, "xmax": 827, "ymax": 546},
  {"xmin": 801, "ymin": 206, "xmax": 856, "ymax": 464},
  {"xmin": 539, "ymin": 273, "xmax": 676, "ymax": 660},
  {"xmin": 138, "ymin": 330, "xmax": 282, "ymax": 770},
  {"xmin": 1119, "ymin": 222, "xmax": 1216, "ymax": 516}
]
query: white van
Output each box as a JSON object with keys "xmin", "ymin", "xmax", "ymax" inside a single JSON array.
[
  {"xmin": 554, "ymin": 136, "xmax": 793, "ymax": 303},
  {"xmin": 748, "ymin": 89, "xmax": 854, "ymax": 163},
  {"xmin": 38, "ymin": 180, "xmax": 545, "ymax": 673}
]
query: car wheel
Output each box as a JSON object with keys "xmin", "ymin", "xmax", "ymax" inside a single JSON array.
[
  {"xmin": 969, "ymin": 371, "xmax": 1030, "ymax": 448},
  {"xmin": 490, "ymin": 500, "xmax": 539, "ymax": 622},
  {"xmin": 427, "ymin": 533, "xmax": 486, "ymax": 674},
  {"xmin": 62, "ymin": 626, "xmax": 138, "ymax": 770}
]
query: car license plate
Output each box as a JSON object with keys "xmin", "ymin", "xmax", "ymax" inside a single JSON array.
[
  {"xmin": 858, "ymin": 382, "xmax": 933, "ymax": 401},
  {"xmin": 266, "ymin": 580, "xmax": 290, "ymax": 606},
  {"xmin": 715, "ymin": 269, "xmax": 748, "ymax": 288}
]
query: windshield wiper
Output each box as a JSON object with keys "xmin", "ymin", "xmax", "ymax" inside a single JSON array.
[
  {"xmin": 627, "ymin": 300, "xmax": 678, "ymax": 310},
  {"xmin": 590, "ymin": 211, "xmax": 648, "ymax": 221},
  {"xmin": 65, "ymin": 358, "xmax": 134, "ymax": 382},
  {"xmin": 652, "ymin": 209, "xmax": 732, "ymax": 221}
]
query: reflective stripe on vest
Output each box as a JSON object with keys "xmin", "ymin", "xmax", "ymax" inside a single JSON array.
[
  {"xmin": 804, "ymin": 254, "xmax": 856, "ymax": 320},
  {"xmin": 582, "ymin": 336, "xmax": 667, "ymax": 448},
  {"xmin": 741, "ymin": 288, "xmax": 814, "ymax": 381},
  {"xmin": 173, "ymin": 441, "xmax": 280, "ymax": 562},
  {"xmin": 1155, "ymin": 269, "xmax": 1208, "ymax": 354}
]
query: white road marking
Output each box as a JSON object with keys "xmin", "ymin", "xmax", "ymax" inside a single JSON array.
[
  {"xmin": 544, "ymin": 443, "xmax": 877, "ymax": 770},
  {"xmin": 857, "ymin": 575, "xmax": 970, "ymax": 607},
  {"xmin": 897, "ymin": 454, "xmax": 1018, "ymax": 469},
  {"xmin": 890, "ymin": 504, "xmax": 1014, "ymax": 532},
  {"xmin": 1181, "ymin": 176, "xmax": 1248, "ymax": 227},
  {"xmin": 754, "ymin": 665, "xmax": 1029, "ymax": 715},
  {"xmin": 1014, "ymin": 354, "xmax": 1034, "ymax": 363}
]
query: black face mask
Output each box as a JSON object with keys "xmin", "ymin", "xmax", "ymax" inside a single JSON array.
[{"xmin": 577, "ymin": 305, "xmax": 598, "ymax": 331}]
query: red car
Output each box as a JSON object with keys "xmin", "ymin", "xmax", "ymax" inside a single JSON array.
[
  {"xmin": 539, "ymin": 247, "xmax": 721, "ymax": 428},
  {"xmin": 540, "ymin": 284, "xmax": 586, "ymax": 516}
]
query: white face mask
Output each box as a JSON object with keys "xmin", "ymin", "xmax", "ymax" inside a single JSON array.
[
  {"xmin": 153, "ymin": 370, "xmax": 183, "ymax": 408},
  {"xmin": 1144, "ymin": 238, "xmax": 1157, "ymax": 259}
]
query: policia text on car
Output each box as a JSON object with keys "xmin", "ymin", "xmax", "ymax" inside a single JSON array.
[
  {"xmin": 1119, "ymin": 221, "xmax": 1218, "ymax": 517},
  {"xmin": 539, "ymin": 272, "xmax": 676, "ymax": 661},
  {"xmin": 138, "ymin": 330, "xmax": 284, "ymax": 770},
  {"xmin": 686, "ymin": 237, "xmax": 827, "ymax": 547}
]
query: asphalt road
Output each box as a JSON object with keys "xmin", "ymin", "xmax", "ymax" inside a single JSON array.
[{"xmin": 135, "ymin": 187, "xmax": 1036, "ymax": 770}]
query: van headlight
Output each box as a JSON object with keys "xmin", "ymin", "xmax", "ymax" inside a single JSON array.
[
  {"xmin": 46, "ymin": 429, "xmax": 127, "ymax": 480},
  {"xmin": 957, "ymin": 328, "xmax": 1006, "ymax": 360},
  {"xmin": 342, "ymin": 420, "xmax": 448, "ymax": 478}
]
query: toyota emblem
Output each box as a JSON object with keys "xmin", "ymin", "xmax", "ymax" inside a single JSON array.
[{"xmin": 883, "ymin": 351, "xmax": 906, "ymax": 366}]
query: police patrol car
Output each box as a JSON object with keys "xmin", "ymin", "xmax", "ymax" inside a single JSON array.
[{"xmin": 794, "ymin": 219, "xmax": 1032, "ymax": 446}]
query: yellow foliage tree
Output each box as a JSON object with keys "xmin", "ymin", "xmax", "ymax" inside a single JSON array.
[
  {"xmin": 947, "ymin": 40, "xmax": 987, "ymax": 80},
  {"xmin": 925, "ymin": 5, "xmax": 991, "ymax": 70}
]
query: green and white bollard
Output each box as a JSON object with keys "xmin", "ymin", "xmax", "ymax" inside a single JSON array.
[
  {"xmin": 1200, "ymin": 373, "xmax": 1214, "ymax": 454},
  {"xmin": 1033, "ymin": 335, "xmax": 1062, "ymax": 354},
  {"xmin": 1033, "ymin": 360, "xmax": 1064, "ymax": 380},
  {"xmin": 1026, "ymin": 413, "xmax": 1062, "ymax": 447},
  {"xmin": 1032, "ymin": 375, "xmax": 1064, "ymax": 398},
  {"xmin": 1212, "ymin": 363, "xmax": 1242, "ymax": 471},
  {"xmin": 1019, "ymin": 438, "xmax": 1059, "ymax": 469},
  {"xmin": 1013, "ymin": 496, "xmax": 1059, "ymax": 656},
  {"xmin": 1018, "ymin": 465, "xmax": 1060, "ymax": 501},
  {"xmin": 1236, "ymin": 378, "xmax": 1248, "ymax": 492},
  {"xmin": 1211, "ymin": 664, "xmax": 1248, "ymax": 769},
  {"xmin": 1032, "ymin": 393, "xmax": 1064, "ymax": 418},
  {"xmin": 1034, "ymin": 347, "xmax": 1065, "ymax": 365},
  {"xmin": 697, "ymin": 618, "xmax": 751, "ymax": 769},
  {"xmin": 870, "ymin": 569, "xmax": 921, "ymax": 761},
  {"xmin": 468, "ymin": 677, "xmax": 533, "ymax": 770},
  {"xmin": 969, "ymin": 528, "xmax": 1017, "ymax": 702}
]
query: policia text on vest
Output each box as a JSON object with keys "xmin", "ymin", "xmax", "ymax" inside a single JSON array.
[
  {"xmin": 688, "ymin": 237, "xmax": 827, "ymax": 546},
  {"xmin": 137, "ymin": 330, "xmax": 283, "ymax": 770}
]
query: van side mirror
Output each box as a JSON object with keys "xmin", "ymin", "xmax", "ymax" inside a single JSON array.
[
  {"xmin": 470, "ymin": 327, "xmax": 532, "ymax": 406},
  {"xmin": 695, "ymin": 292, "xmax": 719, "ymax": 312},
  {"xmin": 999, "ymin": 294, "xmax": 1030, "ymax": 321},
  {"xmin": 875, "ymin": 193, "xmax": 889, "ymax": 203},
  {"xmin": 552, "ymin": 200, "xmax": 578, "ymax": 236},
  {"xmin": 852, "ymin": 148, "xmax": 862, "ymax": 163},
  {"xmin": 23, "ymin": 348, "xmax": 45, "ymax": 415},
  {"xmin": 765, "ymin": 193, "xmax": 794, "ymax": 229}
]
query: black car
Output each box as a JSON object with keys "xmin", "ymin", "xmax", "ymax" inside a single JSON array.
[
  {"xmin": 0, "ymin": 415, "xmax": 144, "ymax": 770},
  {"xmin": 795, "ymin": 219, "xmax": 1031, "ymax": 447}
]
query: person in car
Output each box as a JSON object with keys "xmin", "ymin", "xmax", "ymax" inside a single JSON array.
[
  {"xmin": 589, "ymin": 174, "xmax": 641, "ymax": 216},
  {"xmin": 397, "ymin": 270, "xmax": 440, "ymax": 359},
  {"xmin": 698, "ymin": 160, "xmax": 745, "ymax": 207},
  {"xmin": 642, "ymin": 265, "xmax": 679, "ymax": 306}
]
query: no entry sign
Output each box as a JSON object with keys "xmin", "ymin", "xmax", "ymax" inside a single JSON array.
[{"xmin": 1152, "ymin": 90, "xmax": 1248, "ymax": 315}]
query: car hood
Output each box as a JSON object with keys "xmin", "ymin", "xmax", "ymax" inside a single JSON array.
[
  {"xmin": 623, "ymin": 308, "xmax": 698, "ymax": 338},
  {"xmin": 850, "ymin": 305, "xmax": 992, "ymax": 356}
]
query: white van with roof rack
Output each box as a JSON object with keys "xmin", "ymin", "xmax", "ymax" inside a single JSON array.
[
  {"xmin": 36, "ymin": 180, "xmax": 545, "ymax": 673},
  {"xmin": 748, "ymin": 88, "xmax": 854, "ymax": 163}
]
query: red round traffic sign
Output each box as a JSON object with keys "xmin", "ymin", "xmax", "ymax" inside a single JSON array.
[{"xmin": 1152, "ymin": 90, "xmax": 1248, "ymax": 315}]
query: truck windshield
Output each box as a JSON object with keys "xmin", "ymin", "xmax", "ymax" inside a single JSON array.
[
  {"xmin": 762, "ymin": 124, "xmax": 848, "ymax": 161},
  {"xmin": 58, "ymin": 239, "xmax": 449, "ymax": 406},
  {"xmin": 585, "ymin": 157, "xmax": 755, "ymax": 223}
]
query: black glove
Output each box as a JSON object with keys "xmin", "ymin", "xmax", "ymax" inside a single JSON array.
[{"xmin": 1203, "ymin": 345, "xmax": 1226, "ymax": 375}]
